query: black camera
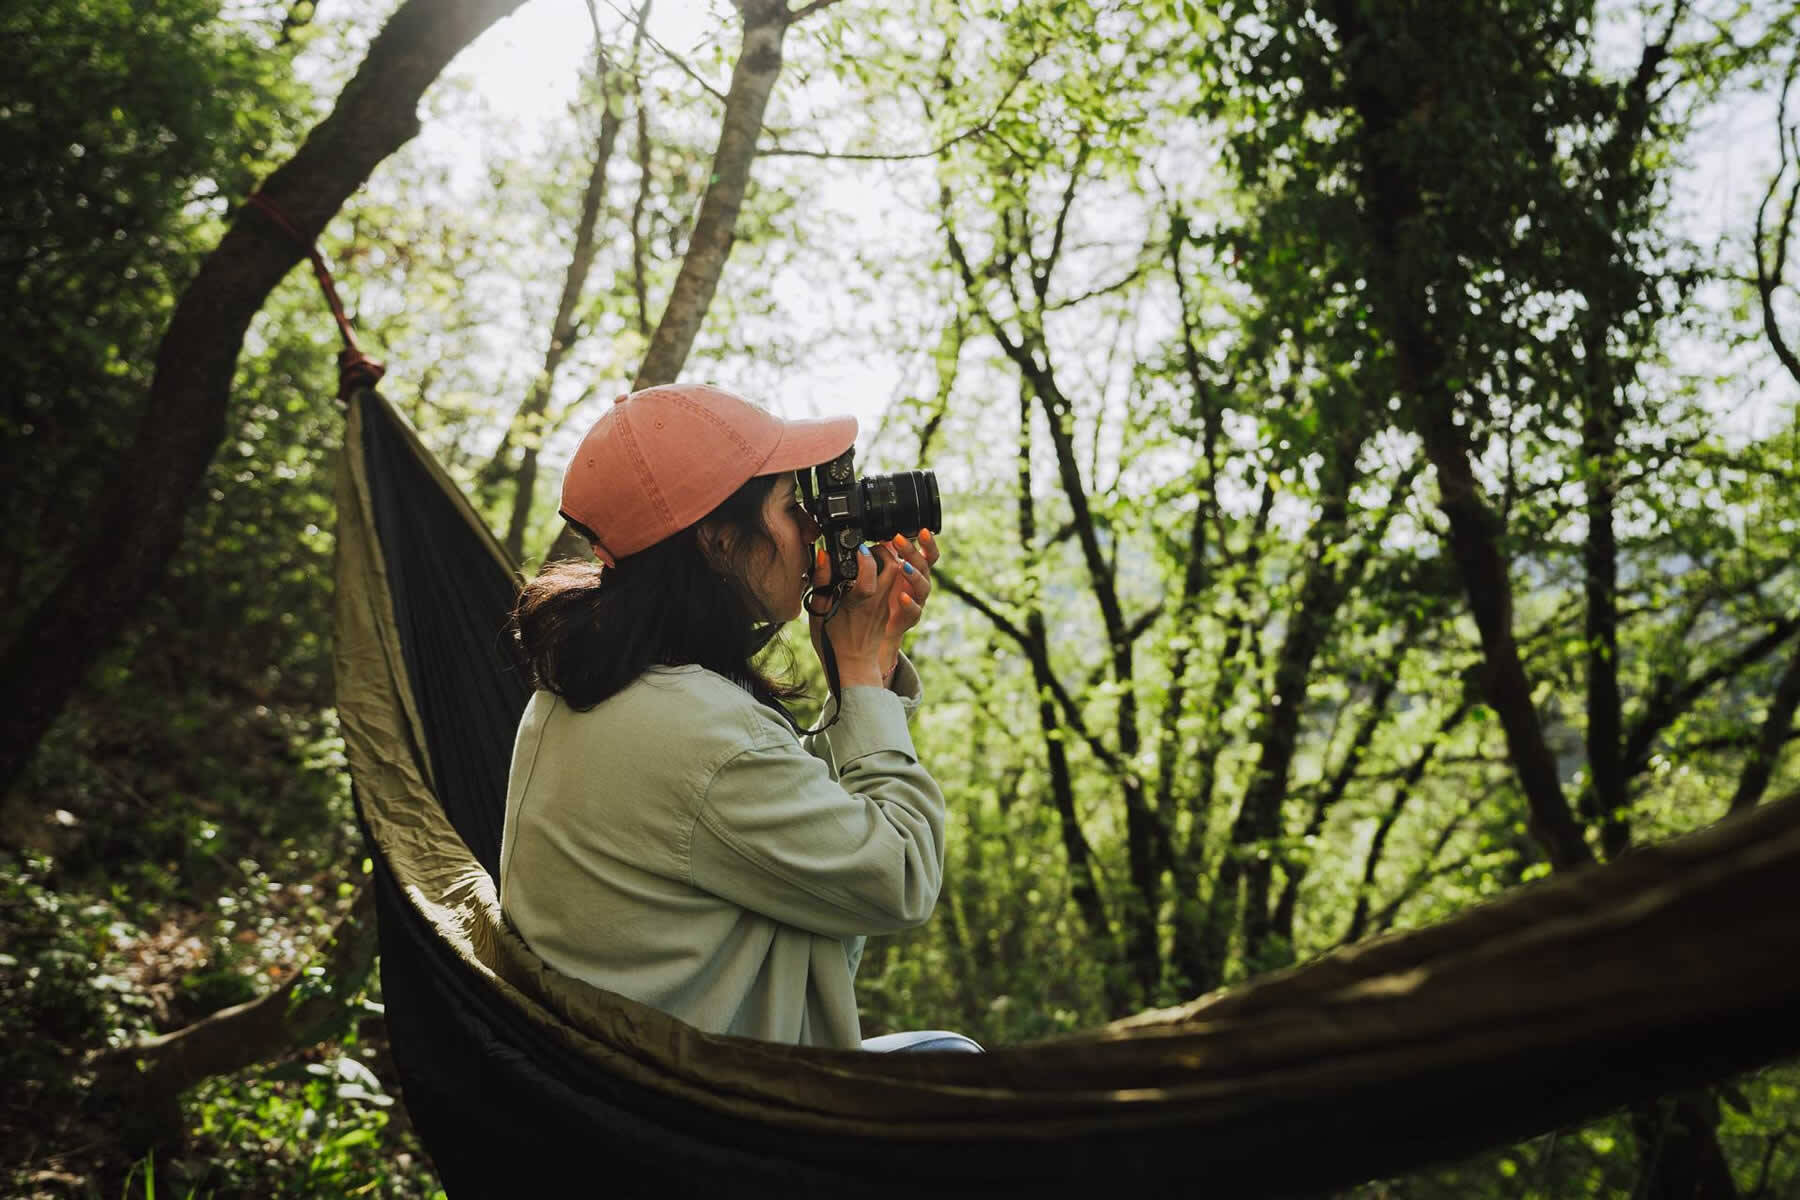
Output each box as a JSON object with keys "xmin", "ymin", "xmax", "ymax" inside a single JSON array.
[{"xmin": 796, "ymin": 448, "xmax": 941, "ymax": 597}]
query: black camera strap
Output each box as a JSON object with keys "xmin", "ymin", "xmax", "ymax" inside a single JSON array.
[{"xmin": 791, "ymin": 585, "xmax": 846, "ymax": 738}]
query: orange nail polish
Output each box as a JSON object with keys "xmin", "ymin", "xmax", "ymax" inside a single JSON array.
[
  {"xmin": 815, "ymin": 548, "xmax": 827, "ymax": 569},
  {"xmin": 919, "ymin": 528, "xmax": 934, "ymax": 543},
  {"xmin": 893, "ymin": 533, "xmax": 910, "ymax": 550}
]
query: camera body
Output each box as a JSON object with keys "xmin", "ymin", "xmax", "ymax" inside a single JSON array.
[{"xmin": 796, "ymin": 448, "xmax": 941, "ymax": 596}]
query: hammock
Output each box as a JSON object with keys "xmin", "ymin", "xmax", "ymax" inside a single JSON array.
[{"xmin": 335, "ymin": 385, "xmax": 1800, "ymax": 1196}]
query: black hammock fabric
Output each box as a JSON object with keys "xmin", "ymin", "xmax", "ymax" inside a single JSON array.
[
  {"xmin": 334, "ymin": 387, "xmax": 1800, "ymax": 1198},
  {"xmin": 356, "ymin": 381, "xmax": 525, "ymax": 877}
]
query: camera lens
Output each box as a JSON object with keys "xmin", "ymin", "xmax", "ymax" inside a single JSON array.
[{"xmin": 858, "ymin": 470, "xmax": 941, "ymax": 542}]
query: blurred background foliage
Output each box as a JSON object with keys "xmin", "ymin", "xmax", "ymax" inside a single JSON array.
[{"xmin": 3, "ymin": 0, "xmax": 1798, "ymax": 1195}]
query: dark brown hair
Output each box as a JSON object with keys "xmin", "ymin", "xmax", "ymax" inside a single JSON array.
[{"xmin": 510, "ymin": 474, "xmax": 807, "ymax": 715}]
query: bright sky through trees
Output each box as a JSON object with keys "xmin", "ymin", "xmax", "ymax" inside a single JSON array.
[
  {"xmin": 427, "ymin": 0, "xmax": 928, "ymax": 443},
  {"xmin": 428, "ymin": 0, "xmax": 1792, "ymax": 463}
]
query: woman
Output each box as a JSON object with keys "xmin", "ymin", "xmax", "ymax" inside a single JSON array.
[{"xmin": 498, "ymin": 382, "xmax": 975, "ymax": 1052}]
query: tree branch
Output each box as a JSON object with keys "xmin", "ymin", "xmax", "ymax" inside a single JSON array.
[
  {"xmin": 1729, "ymin": 637, "xmax": 1800, "ymax": 814},
  {"xmin": 91, "ymin": 886, "xmax": 377, "ymax": 1134},
  {"xmin": 783, "ymin": 0, "xmax": 842, "ymax": 22},
  {"xmin": 0, "ymin": 0, "xmax": 533, "ymax": 795},
  {"xmin": 492, "ymin": 2, "xmax": 648, "ymax": 562},
  {"xmin": 1269, "ymin": 630, "xmax": 1416, "ymax": 954},
  {"xmin": 1046, "ymin": 263, "xmax": 1150, "ymax": 311},
  {"xmin": 1623, "ymin": 614, "xmax": 1800, "ymax": 778},
  {"xmin": 544, "ymin": 0, "xmax": 794, "ymax": 564},
  {"xmin": 935, "ymin": 567, "xmax": 1133, "ymax": 781},
  {"xmin": 1216, "ymin": 430, "xmax": 1372, "ymax": 970},
  {"xmin": 1343, "ymin": 700, "xmax": 1476, "ymax": 943},
  {"xmin": 1034, "ymin": 143, "xmax": 1090, "ymax": 303},
  {"xmin": 594, "ymin": 0, "xmax": 728, "ymax": 102},
  {"xmin": 1753, "ymin": 51, "xmax": 1800, "ymax": 387},
  {"xmin": 762, "ymin": 51, "xmax": 1042, "ymax": 163}
]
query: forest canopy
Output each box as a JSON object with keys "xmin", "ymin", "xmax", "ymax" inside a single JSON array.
[{"xmin": 2, "ymin": 0, "xmax": 1797, "ymax": 1195}]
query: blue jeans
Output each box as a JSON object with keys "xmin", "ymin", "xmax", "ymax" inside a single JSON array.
[{"xmin": 861, "ymin": 1029, "xmax": 984, "ymax": 1053}]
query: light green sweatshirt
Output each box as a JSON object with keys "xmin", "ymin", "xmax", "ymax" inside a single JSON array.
[{"xmin": 496, "ymin": 657, "xmax": 944, "ymax": 1049}]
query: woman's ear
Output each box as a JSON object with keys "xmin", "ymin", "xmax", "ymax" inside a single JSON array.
[{"xmin": 696, "ymin": 522, "xmax": 736, "ymax": 574}]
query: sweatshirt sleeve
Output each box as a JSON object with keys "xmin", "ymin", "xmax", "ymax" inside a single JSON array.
[
  {"xmin": 802, "ymin": 650, "xmax": 921, "ymax": 777},
  {"xmin": 687, "ymin": 683, "xmax": 946, "ymax": 938}
]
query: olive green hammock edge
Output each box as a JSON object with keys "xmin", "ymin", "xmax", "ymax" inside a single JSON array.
[{"xmin": 334, "ymin": 386, "xmax": 1800, "ymax": 1194}]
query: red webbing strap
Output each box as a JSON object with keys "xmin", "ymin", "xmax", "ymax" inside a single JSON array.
[{"xmin": 245, "ymin": 193, "xmax": 387, "ymax": 400}]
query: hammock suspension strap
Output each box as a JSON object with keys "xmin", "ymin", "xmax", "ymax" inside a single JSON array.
[{"xmin": 245, "ymin": 192, "xmax": 386, "ymax": 400}]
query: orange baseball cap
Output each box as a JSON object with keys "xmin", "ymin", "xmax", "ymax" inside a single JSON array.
[{"xmin": 559, "ymin": 383, "xmax": 857, "ymax": 566}]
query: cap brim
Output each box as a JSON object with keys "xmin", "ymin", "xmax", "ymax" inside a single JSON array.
[{"xmin": 759, "ymin": 414, "xmax": 858, "ymax": 474}]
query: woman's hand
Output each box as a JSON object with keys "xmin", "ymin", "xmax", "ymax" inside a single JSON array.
[
  {"xmin": 807, "ymin": 528, "xmax": 939, "ymax": 690},
  {"xmin": 879, "ymin": 529, "xmax": 937, "ymax": 681}
]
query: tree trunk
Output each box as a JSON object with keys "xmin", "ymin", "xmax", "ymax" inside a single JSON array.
[
  {"xmin": 1153, "ymin": 221, "xmax": 1222, "ymax": 885},
  {"xmin": 1325, "ymin": 0, "xmax": 1592, "ymax": 874},
  {"xmin": 1581, "ymin": 380, "xmax": 1627, "ymax": 856},
  {"xmin": 632, "ymin": 0, "xmax": 787, "ymax": 388},
  {"xmin": 1198, "ymin": 432, "xmax": 1367, "ymax": 979},
  {"xmin": 0, "ymin": 0, "xmax": 531, "ymax": 797},
  {"xmin": 1576, "ymin": 23, "xmax": 1672, "ymax": 862},
  {"xmin": 1411, "ymin": 390, "xmax": 1593, "ymax": 870},
  {"xmin": 629, "ymin": 70, "xmax": 654, "ymax": 337},
  {"xmin": 489, "ymin": 7, "xmax": 647, "ymax": 563},
  {"xmin": 1009, "ymin": 387, "xmax": 1125, "ymax": 1006},
  {"xmin": 497, "ymin": 117, "xmax": 622, "ymax": 561},
  {"xmin": 1167, "ymin": 480, "xmax": 1275, "ymax": 994},
  {"xmin": 1029, "ymin": 628, "xmax": 1122, "ymax": 999},
  {"xmin": 544, "ymin": 0, "xmax": 796, "ymax": 565},
  {"xmin": 1326, "ymin": 7, "xmax": 1742, "ymax": 1184},
  {"xmin": 1027, "ymin": 368, "xmax": 1161, "ymax": 996}
]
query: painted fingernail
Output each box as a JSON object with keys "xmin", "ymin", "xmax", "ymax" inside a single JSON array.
[
  {"xmin": 893, "ymin": 533, "xmax": 910, "ymax": 550},
  {"xmin": 816, "ymin": 548, "xmax": 828, "ymax": 569},
  {"xmin": 902, "ymin": 562, "xmax": 915, "ymax": 575},
  {"xmin": 900, "ymin": 592, "xmax": 917, "ymax": 606},
  {"xmin": 858, "ymin": 543, "xmax": 872, "ymax": 557},
  {"xmin": 920, "ymin": 528, "xmax": 934, "ymax": 543}
]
